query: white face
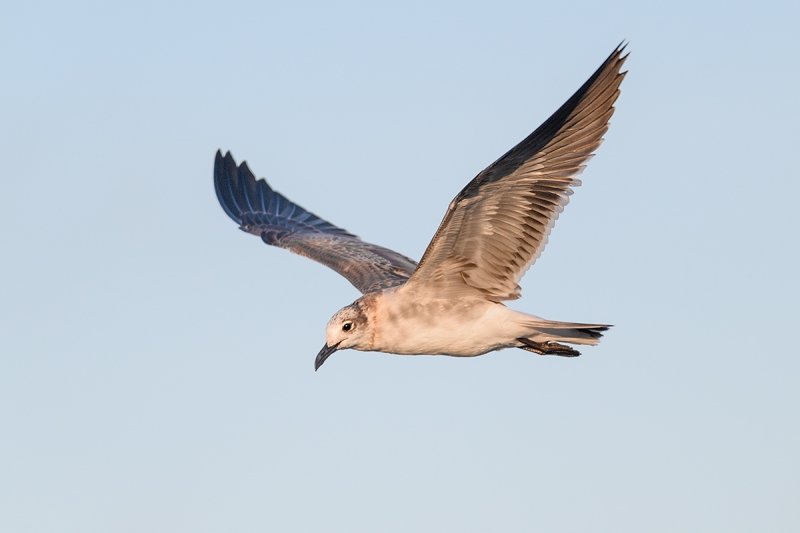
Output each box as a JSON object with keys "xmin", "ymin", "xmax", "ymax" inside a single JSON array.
[{"xmin": 324, "ymin": 305, "xmax": 369, "ymax": 351}]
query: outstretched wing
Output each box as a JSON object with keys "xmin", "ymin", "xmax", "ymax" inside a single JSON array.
[
  {"xmin": 405, "ymin": 45, "xmax": 628, "ymax": 301},
  {"xmin": 214, "ymin": 151, "xmax": 418, "ymax": 294}
]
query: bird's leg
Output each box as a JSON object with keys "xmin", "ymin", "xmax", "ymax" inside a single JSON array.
[{"xmin": 516, "ymin": 338, "xmax": 581, "ymax": 357}]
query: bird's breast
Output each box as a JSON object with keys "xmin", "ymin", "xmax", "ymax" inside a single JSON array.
[{"xmin": 367, "ymin": 293, "xmax": 523, "ymax": 356}]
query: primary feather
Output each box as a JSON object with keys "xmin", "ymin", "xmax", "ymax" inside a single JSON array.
[
  {"xmin": 214, "ymin": 151, "xmax": 418, "ymax": 294},
  {"xmin": 405, "ymin": 45, "xmax": 628, "ymax": 301}
]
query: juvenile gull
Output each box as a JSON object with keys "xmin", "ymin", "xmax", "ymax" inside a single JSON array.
[{"xmin": 215, "ymin": 45, "xmax": 628, "ymax": 370}]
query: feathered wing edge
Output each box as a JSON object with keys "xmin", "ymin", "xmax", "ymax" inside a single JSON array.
[
  {"xmin": 214, "ymin": 151, "xmax": 418, "ymax": 294},
  {"xmin": 404, "ymin": 44, "xmax": 628, "ymax": 301}
]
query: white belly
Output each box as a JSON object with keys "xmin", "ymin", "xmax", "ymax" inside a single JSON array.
[{"xmin": 369, "ymin": 293, "xmax": 532, "ymax": 356}]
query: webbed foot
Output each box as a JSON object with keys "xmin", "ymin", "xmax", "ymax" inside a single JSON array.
[{"xmin": 516, "ymin": 338, "xmax": 581, "ymax": 357}]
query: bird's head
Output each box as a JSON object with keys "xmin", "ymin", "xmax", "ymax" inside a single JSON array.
[{"xmin": 315, "ymin": 303, "xmax": 371, "ymax": 370}]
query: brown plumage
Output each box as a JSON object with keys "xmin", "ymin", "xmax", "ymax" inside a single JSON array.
[
  {"xmin": 214, "ymin": 44, "xmax": 628, "ymax": 369},
  {"xmin": 406, "ymin": 45, "xmax": 628, "ymax": 301},
  {"xmin": 215, "ymin": 152, "xmax": 418, "ymax": 294}
]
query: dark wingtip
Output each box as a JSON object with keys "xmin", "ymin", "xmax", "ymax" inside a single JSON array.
[
  {"xmin": 460, "ymin": 42, "xmax": 629, "ymax": 200},
  {"xmin": 612, "ymin": 42, "xmax": 631, "ymax": 73},
  {"xmin": 214, "ymin": 149, "xmax": 239, "ymax": 222},
  {"xmin": 605, "ymin": 41, "xmax": 630, "ymax": 71},
  {"xmin": 214, "ymin": 150, "xmax": 256, "ymax": 224}
]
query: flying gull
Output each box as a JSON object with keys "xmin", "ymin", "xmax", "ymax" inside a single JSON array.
[{"xmin": 215, "ymin": 44, "xmax": 628, "ymax": 370}]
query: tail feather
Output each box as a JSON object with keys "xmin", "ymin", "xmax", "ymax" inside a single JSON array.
[{"xmin": 521, "ymin": 319, "xmax": 612, "ymax": 347}]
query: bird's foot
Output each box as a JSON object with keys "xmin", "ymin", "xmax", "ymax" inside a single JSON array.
[{"xmin": 516, "ymin": 338, "xmax": 581, "ymax": 357}]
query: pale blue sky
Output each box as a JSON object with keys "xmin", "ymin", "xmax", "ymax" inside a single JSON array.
[{"xmin": 1, "ymin": 1, "xmax": 799, "ymax": 531}]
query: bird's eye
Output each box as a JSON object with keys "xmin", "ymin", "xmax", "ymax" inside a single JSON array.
[{"xmin": 342, "ymin": 322, "xmax": 352, "ymax": 332}]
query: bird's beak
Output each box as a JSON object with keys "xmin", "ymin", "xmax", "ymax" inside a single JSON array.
[{"xmin": 315, "ymin": 342, "xmax": 340, "ymax": 371}]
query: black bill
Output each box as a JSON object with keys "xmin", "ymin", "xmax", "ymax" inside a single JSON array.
[{"xmin": 315, "ymin": 342, "xmax": 340, "ymax": 371}]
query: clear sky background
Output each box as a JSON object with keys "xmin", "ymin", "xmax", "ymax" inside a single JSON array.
[{"xmin": 1, "ymin": 1, "xmax": 799, "ymax": 531}]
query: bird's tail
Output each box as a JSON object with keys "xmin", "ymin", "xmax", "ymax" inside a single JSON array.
[{"xmin": 516, "ymin": 319, "xmax": 611, "ymax": 356}]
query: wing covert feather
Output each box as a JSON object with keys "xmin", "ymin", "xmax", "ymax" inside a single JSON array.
[
  {"xmin": 214, "ymin": 151, "xmax": 417, "ymax": 294},
  {"xmin": 406, "ymin": 45, "xmax": 628, "ymax": 301}
]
